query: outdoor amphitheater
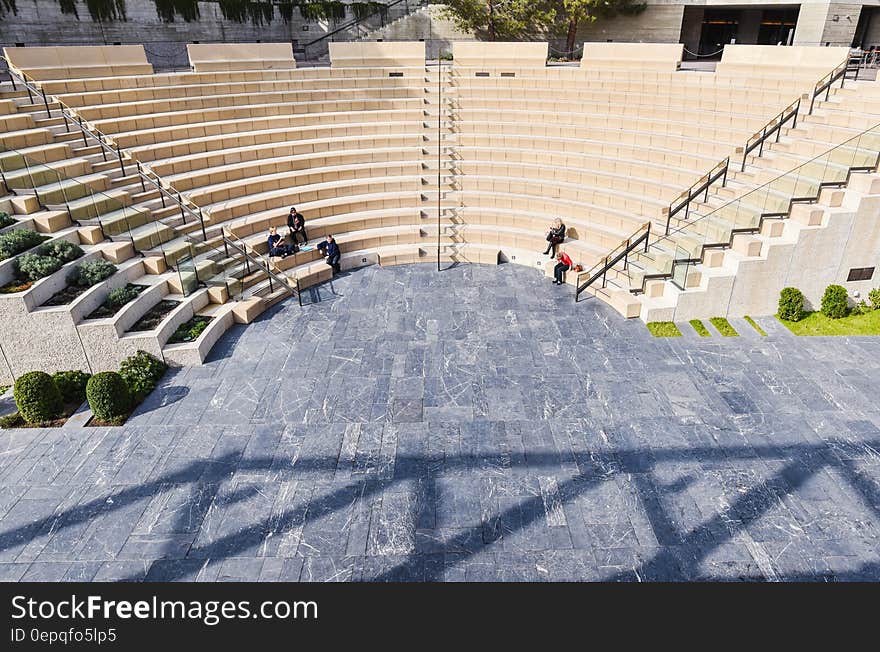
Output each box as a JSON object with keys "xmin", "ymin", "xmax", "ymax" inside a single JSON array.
[{"xmin": 0, "ymin": 39, "xmax": 878, "ymax": 583}]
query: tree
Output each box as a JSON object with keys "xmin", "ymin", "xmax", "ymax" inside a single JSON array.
[
  {"xmin": 559, "ymin": 0, "xmax": 647, "ymax": 55},
  {"xmin": 441, "ymin": 0, "xmax": 557, "ymax": 41}
]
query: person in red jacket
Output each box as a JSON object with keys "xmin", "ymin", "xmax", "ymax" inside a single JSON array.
[{"xmin": 554, "ymin": 251, "xmax": 573, "ymax": 285}]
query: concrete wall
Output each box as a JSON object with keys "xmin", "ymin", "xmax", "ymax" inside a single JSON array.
[
  {"xmin": 0, "ymin": 0, "xmax": 419, "ymax": 66},
  {"xmin": 361, "ymin": 4, "xmax": 475, "ymax": 58},
  {"xmin": 674, "ymin": 174, "xmax": 880, "ymax": 319}
]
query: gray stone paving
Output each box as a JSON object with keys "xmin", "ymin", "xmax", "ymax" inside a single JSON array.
[{"xmin": 2, "ymin": 263, "xmax": 880, "ymax": 581}]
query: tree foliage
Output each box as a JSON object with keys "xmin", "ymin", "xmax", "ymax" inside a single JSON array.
[
  {"xmin": 440, "ymin": 0, "xmax": 647, "ymax": 51},
  {"xmin": 153, "ymin": 0, "xmax": 200, "ymax": 22},
  {"xmin": 440, "ymin": 0, "xmax": 557, "ymax": 41}
]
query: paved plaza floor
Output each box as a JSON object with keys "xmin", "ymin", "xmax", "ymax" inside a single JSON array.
[{"xmin": 1, "ymin": 263, "xmax": 879, "ymax": 581}]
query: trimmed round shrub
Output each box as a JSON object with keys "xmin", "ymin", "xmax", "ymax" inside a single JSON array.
[
  {"xmin": 13, "ymin": 371, "xmax": 63, "ymax": 424},
  {"xmin": 52, "ymin": 370, "xmax": 91, "ymax": 405},
  {"xmin": 86, "ymin": 372, "xmax": 131, "ymax": 422},
  {"xmin": 15, "ymin": 253, "xmax": 63, "ymax": 282},
  {"xmin": 778, "ymin": 287, "xmax": 805, "ymax": 322},
  {"xmin": 869, "ymin": 288, "xmax": 880, "ymax": 311},
  {"xmin": 69, "ymin": 259, "xmax": 117, "ymax": 288},
  {"xmin": 821, "ymin": 284, "xmax": 849, "ymax": 319},
  {"xmin": 0, "ymin": 229, "xmax": 45, "ymax": 260},
  {"xmin": 119, "ymin": 350, "xmax": 167, "ymax": 401}
]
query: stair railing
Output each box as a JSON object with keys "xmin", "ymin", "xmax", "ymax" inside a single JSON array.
[
  {"xmin": 2, "ymin": 57, "xmax": 299, "ymax": 305},
  {"xmin": 809, "ymin": 55, "xmax": 862, "ymax": 114},
  {"xmin": 740, "ymin": 97, "xmax": 801, "ymax": 171},
  {"xmin": 300, "ymin": 0, "xmax": 423, "ymax": 59},
  {"xmin": 222, "ymin": 228, "xmax": 302, "ymax": 305},
  {"xmin": 664, "ymin": 157, "xmax": 729, "ymax": 235},
  {"xmin": 574, "ymin": 221, "xmax": 651, "ymax": 302}
]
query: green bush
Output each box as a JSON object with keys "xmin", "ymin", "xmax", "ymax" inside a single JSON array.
[
  {"xmin": 0, "ymin": 229, "xmax": 45, "ymax": 260},
  {"xmin": 14, "ymin": 240, "xmax": 85, "ymax": 282},
  {"xmin": 105, "ymin": 284, "xmax": 142, "ymax": 310},
  {"xmin": 86, "ymin": 372, "xmax": 131, "ymax": 422},
  {"xmin": 69, "ymin": 259, "xmax": 116, "ymax": 288},
  {"xmin": 36, "ymin": 239, "xmax": 83, "ymax": 264},
  {"xmin": 119, "ymin": 350, "xmax": 167, "ymax": 401},
  {"xmin": 821, "ymin": 284, "xmax": 849, "ymax": 319},
  {"xmin": 778, "ymin": 287, "xmax": 806, "ymax": 322},
  {"xmin": 13, "ymin": 371, "xmax": 63, "ymax": 424},
  {"xmin": 52, "ymin": 370, "xmax": 91, "ymax": 405},
  {"xmin": 169, "ymin": 316, "xmax": 211, "ymax": 344},
  {"xmin": 869, "ymin": 288, "xmax": 880, "ymax": 311},
  {"xmin": 0, "ymin": 212, "xmax": 15, "ymax": 229},
  {"xmin": 15, "ymin": 253, "xmax": 63, "ymax": 282}
]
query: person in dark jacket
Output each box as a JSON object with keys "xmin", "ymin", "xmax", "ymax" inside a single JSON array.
[
  {"xmin": 287, "ymin": 206, "xmax": 307, "ymax": 245},
  {"xmin": 553, "ymin": 250, "xmax": 573, "ymax": 285},
  {"xmin": 322, "ymin": 234, "xmax": 341, "ymax": 273},
  {"xmin": 543, "ymin": 218, "xmax": 566, "ymax": 256},
  {"xmin": 267, "ymin": 226, "xmax": 294, "ymax": 258}
]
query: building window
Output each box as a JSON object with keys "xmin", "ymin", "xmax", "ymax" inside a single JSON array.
[
  {"xmin": 847, "ymin": 267, "xmax": 875, "ymax": 282},
  {"xmin": 475, "ymin": 72, "xmax": 489, "ymax": 77},
  {"xmin": 389, "ymin": 72, "xmax": 403, "ymax": 77}
]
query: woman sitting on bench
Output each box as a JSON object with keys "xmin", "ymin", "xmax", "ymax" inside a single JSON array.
[{"xmin": 543, "ymin": 218, "xmax": 566, "ymax": 256}]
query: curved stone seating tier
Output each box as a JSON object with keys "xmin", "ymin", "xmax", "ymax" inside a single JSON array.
[
  {"xmin": 186, "ymin": 161, "xmax": 425, "ymax": 206},
  {"xmin": 126, "ymin": 123, "xmax": 425, "ymax": 162},
  {"xmin": 455, "ymin": 123, "xmax": 737, "ymax": 160},
  {"xmin": 148, "ymin": 135, "xmax": 424, "ymax": 177},
  {"xmin": 89, "ymin": 100, "xmax": 426, "ymax": 135},
  {"xmin": 106, "ymin": 110, "xmax": 425, "ymax": 148},
  {"xmin": 164, "ymin": 147, "xmax": 427, "ymax": 192},
  {"xmin": 75, "ymin": 91, "xmax": 427, "ymax": 121},
  {"xmin": 38, "ymin": 67, "xmax": 429, "ymax": 96}
]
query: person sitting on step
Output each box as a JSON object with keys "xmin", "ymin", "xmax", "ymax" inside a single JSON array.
[
  {"xmin": 287, "ymin": 206, "xmax": 307, "ymax": 245},
  {"xmin": 543, "ymin": 218, "xmax": 566, "ymax": 256},
  {"xmin": 321, "ymin": 234, "xmax": 341, "ymax": 274},
  {"xmin": 267, "ymin": 226, "xmax": 294, "ymax": 258},
  {"xmin": 553, "ymin": 250, "xmax": 573, "ymax": 285}
]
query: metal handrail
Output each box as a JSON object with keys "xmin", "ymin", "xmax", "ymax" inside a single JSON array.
[
  {"xmin": 301, "ymin": 0, "xmax": 418, "ymax": 56},
  {"xmin": 664, "ymin": 157, "xmax": 729, "ymax": 235},
  {"xmin": 574, "ymin": 221, "xmax": 651, "ymax": 301},
  {"xmin": 3, "ymin": 57, "xmax": 299, "ymax": 305},
  {"xmin": 809, "ymin": 55, "xmax": 860, "ymax": 115},
  {"xmin": 741, "ymin": 97, "xmax": 801, "ymax": 171},
  {"xmin": 221, "ymin": 228, "xmax": 302, "ymax": 305}
]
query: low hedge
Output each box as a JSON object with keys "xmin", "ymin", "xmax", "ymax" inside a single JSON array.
[
  {"xmin": 69, "ymin": 259, "xmax": 117, "ymax": 288},
  {"xmin": 13, "ymin": 371, "xmax": 63, "ymax": 424},
  {"xmin": 0, "ymin": 229, "xmax": 46, "ymax": 260},
  {"xmin": 0, "ymin": 212, "xmax": 15, "ymax": 229},
  {"xmin": 86, "ymin": 372, "xmax": 131, "ymax": 423},
  {"xmin": 52, "ymin": 370, "xmax": 91, "ymax": 405},
  {"xmin": 15, "ymin": 240, "xmax": 84, "ymax": 282}
]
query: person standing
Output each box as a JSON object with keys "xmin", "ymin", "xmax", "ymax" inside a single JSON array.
[
  {"xmin": 287, "ymin": 206, "xmax": 307, "ymax": 245},
  {"xmin": 323, "ymin": 234, "xmax": 341, "ymax": 274},
  {"xmin": 553, "ymin": 250, "xmax": 573, "ymax": 285},
  {"xmin": 543, "ymin": 218, "xmax": 566, "ymax": 256}
]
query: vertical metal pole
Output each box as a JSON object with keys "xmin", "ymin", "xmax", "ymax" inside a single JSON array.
[{"xmin": 437, "ymin": 62, "xmax": 441, "ymax": 272}]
